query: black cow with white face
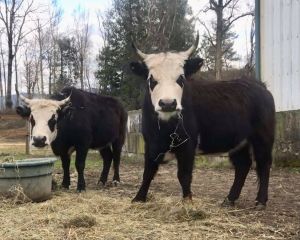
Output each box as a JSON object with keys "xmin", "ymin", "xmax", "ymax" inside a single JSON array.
[
  {"xmin": 130, "ymin": 34, "xmax": 275, "ymax": 209},
  {"xmin": 16, "ymin": 88, "xmax": 127, "ymax": 191}
]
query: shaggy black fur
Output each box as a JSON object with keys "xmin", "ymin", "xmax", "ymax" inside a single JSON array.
[
  {"xmin": 17, "ymin": 88, "xmax": 127, "ymax": 191},
  {"xmin": 130, "ymin": 59, "xmax": 275, "ymax": 207}
]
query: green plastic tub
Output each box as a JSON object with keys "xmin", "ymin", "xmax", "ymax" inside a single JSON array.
[{"xmin": 0, "ymin": 158, "xmax": 57, "ymax": 202}]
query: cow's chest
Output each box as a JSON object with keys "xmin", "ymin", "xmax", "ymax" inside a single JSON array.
[{"xmin": 149, "ymin": 117, "xmax": 191, "ymax": 152}]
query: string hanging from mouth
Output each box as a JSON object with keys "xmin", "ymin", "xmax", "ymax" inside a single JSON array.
[{"xmin": 153, "ymin": 112, "xmax": 190, "ymax": 162}]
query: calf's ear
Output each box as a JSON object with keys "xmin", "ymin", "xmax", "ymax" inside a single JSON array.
[
  {"xmin": 130, "ymin": 61, "xmax": 149, "ymax": 78},
  {"xmin": 184, "ymin": 58, "xmax": 204, "ymax": 77},
  {"xmin": 16, "ymin": 105, "xmax": 31, "ymax": 118}
]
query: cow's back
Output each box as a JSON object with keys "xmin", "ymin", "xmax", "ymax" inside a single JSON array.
[
  {"xmin": 53, "ymin": 87, "xmax": 127, "ymax": 150},
  {"xmin": 188, "ymin": 78, "xmax": 275, "ymax": 153}
]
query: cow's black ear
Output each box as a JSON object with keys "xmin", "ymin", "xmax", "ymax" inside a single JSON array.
[
  {"xmin": 57, "ymin": 102, "xmax": 73, "ymax": 121},
  {"xmin": 130, "ymin": 61, "xmax": 149, "ymax": 78},
  {"xmin": 16, "ymin": 105, "xmax": 31, "ymax": 118},
  {"xmin": 184, "ymin": 58, "xmax": 204, "ymax": 77}
]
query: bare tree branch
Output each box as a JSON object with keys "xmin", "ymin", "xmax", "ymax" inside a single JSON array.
[
  {"xmin": 224, "ymin": 11, "xmax": 254, "ymax": 32},
  {"xmin": 198, "ymin": 19, "xmax": 216, "ymax": 47},
  {"xmin": 223, "ymin": 0, "xmax": 235, "ymax": 9}
]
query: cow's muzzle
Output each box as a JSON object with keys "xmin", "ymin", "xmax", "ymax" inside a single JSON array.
[
  {"xmin": 32, "ymin": 136, "xmax": 48, "ymax": 148},
  {"xmin": 158, "ymin": 99, "xmax": 177, "ymax": 112}
]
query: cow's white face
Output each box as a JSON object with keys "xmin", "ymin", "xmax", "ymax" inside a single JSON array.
[
  {"xmin": 18, "ymin": 97, "xmax": 70, "ymax": 148},
  {"xmin": 143, "ymin": 52, "xmax": 187, "ymax": 121},
  {"xmin": 131, "ymin": 34, "xmax": 200, "ymax": 121}
]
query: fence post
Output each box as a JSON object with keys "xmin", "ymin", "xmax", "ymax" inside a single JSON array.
[{"xmin": 26, "ymin": 120, "xmax": 31, "ymax": 154}]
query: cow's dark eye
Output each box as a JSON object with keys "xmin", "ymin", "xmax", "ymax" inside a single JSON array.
[
  {"xmin": 148, "ymin": 75, "xmax": 157, "ymax": 91},
  {"xmin": 176, "ymin": 75, "xmax": 185, "ymax": 88},
  {"xmin": 30, "ymin": 116, "xmax": 35, "ymax": 127},
  {"xmin": 48, "ymin": 114, "xmax": 57, "ymax": 132}
]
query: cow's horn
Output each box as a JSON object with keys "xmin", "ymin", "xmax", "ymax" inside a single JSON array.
[
  {"xmin": 132, "ymin": 42, "xmax": 148, "ymax": 59},
  {"xmin": 182, "ymin": 32, "xmax": 199, "ymax": 58},
  {"xmin": 20, "ymin": 95, "xmax": 31, "ymax": 105},
  {"xmin": 58, "ymin": 96, "xmax": 71, "ymax": 107}
]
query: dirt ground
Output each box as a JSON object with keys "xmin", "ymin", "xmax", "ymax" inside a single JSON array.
[
  {"xmin": 0, "ymin": 114, "xmax": 27, "ymax": 142},
  {"xmin": 1, "ymin": 114, "xmax": 300, "ymax": 239},
  {"xmin": 0, "ymin": 160, "xmax": 299, "ymax": 240}
]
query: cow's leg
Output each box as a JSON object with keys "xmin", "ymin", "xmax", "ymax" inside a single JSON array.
[
  {"xmin": 175, "ymin": 144, "xmax": 195, "ymax": 200},
  {"xmin": 112, "ymin": 140, "xmax": 122, "ymax": 185},
  {"xmin": 223, "ymin": 145, "xmax": 252, "ymax": 206},
  {"xmin": 75, "ymin": 147, "xmax": 89, "ymax": 192},
  {"xmin": 99, "ymin": 146, "xmax": 113, "ymax": 186},
  {"xmin": 132, "ymin": 145, "xmax": 163, "ymax": 202},
  {"xmin": 252, "ymin": 137, "xmax": 273, "ymax": 208},
  {"xmin": 61, "ymin": 153, "xmax": 71, "ymax": 189}
]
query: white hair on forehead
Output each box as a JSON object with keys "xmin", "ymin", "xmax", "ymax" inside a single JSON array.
[
  {"xmin": 28, "ymin": 99, "xmax": 62, "ymax": 111},
  {"xmin": 143, "ymin": 52, "xmax": 187, "ymax": 81}
]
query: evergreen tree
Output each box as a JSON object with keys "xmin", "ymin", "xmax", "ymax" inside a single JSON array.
[
  {"xmin": 55, "ymin": 37, "xmax": 79, "ymax": 92},
  {"xmin": 199, "ymin": 0, "xmax": 253, "ymax": 80},
  {"xmin": 95, "ymin": 0, "xmax": 196, "ymax": 110},
  {"xmin": 200, "ymin": 23, "xmax": 239, "ymax": 71}
]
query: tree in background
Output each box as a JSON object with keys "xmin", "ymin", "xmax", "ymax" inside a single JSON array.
[
  {"xmin": 198, "ymin": 0, "xmax": 253, "ymax": 80},
  {"xmin": 95, "ymin": 0, "xmax": 196, "ymax": 110},
  {"xmin": 23, "ymin": 38, "xmax": 39, "ymax": 97},
  {"xmin": 0, "ymin": 0, "xmax": 35, "ymax": 108},
  {"xmin": 54, "ymin": 37, "xmax": 79, "ymax": 91},
  {"xmin": 244, "ymin": 15, "xmax": 255, "ymax": 77},
  {"xmin": 73, "ymin": 8, "xmax": 91, "ymax": 91}
]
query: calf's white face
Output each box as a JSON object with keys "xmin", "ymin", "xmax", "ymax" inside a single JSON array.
[{"xmin": 19, "ymin": 97, "xmax": 70, "ymax": 148}]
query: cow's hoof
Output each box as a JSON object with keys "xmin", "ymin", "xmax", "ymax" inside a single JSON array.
[
  {"xmin": 182, "ymin": 194, "xmax": 193, "ymax": 204},
  {"xmin": 97, "ymin": 179, "xmax": 107, "ymax": 187},
  {"xmin": 132, "ymin": 196, "xmax": 147, "ymax": 203},
  {"xmin": 255, "ymin": 202, "xmax": 266, "ymax": 210},
  {"xmin": 112, "ymin": 180, "xmax": 120, "ymax": 186},
  {"xmin": 221, "ymin": 197, "xmax": 235, "ymax": 207},
  {"xmin": 61, "ymin": 184, "xmax": 70, "ymax": 190},
  {"xmin": 76, "ymin": 189, "xmax": 86, "ymax": 193}
]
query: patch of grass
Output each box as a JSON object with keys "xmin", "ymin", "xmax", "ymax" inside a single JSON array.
[
  {"xmin": 63, "ymin": 214, "xmax": 96, "ymax": 228},
  {"xmin": 195, "ymin": 155, "xmax": 231, "ymax": 169},
  {"xmin": 274, "ymin": 157, "xmax": 300, "ymax": 168},
  {"xmin": 174, "ymin": 206, "xmax": 209, "ymax": 222},
  {"xmin": 0, "ymin": 145, "xmax": 102, "ymax": 170}
]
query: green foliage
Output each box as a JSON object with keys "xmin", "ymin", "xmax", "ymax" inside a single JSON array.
[
  {"xmin": 54, "ymin": 37, "xmax": 79, "ymax": 92},
  {"xmin": 95, "ymin": 0, "xmax": 196, "ymax": 110}
]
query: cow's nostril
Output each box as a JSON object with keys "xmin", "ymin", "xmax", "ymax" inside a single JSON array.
[
  {"xmin": 159, "ymin": 99, "xmax": 177, "ymax": 112},
  {"xmin": 32, "ymin": 136, "xmax": 47, "ymax": 147},
  {"xmin": 171, "ymin": 99, "xmax": 177, "ymax": 106},
  {"xmin": 159, "ymin": 99, "xmax": 165, "ymax": 107}
]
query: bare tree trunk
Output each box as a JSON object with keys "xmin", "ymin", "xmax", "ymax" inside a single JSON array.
[
  {"xmin": 1, "ymin": 47, "xmax": 7, "ymax": 100},
  {"xmin": 0, "ymin": 0, "xmax": 35, "ymax": 108},
  {"xmin": 26, "ymin": 120, "xmax": 31, "ymax": 154},
  {"xmin": 0, "ymin": 62, "xmax": 3, "ymax": 110},
  {"xmin": 85, "ymin": 66, "xmax": 91, "ymax": 92},
  {"xmin": 6, "ymin": 42, "xmax": 14, "ymax": 108},
  {"xmin": 37, "ymin": 19, "xmax": 44, "ymax": 96},
  {"xmin": 203, "ymin": 0, "xmax": 253, "ymax": 80},
  {"xmin": 34, "ymin": 61, "xmax": 40, "ymax": 96},
  {"xmin": 215, "ymin": 0, "xmax": 223, "ymax": 80},
  {"xmin": 40, "ymin": 54, "xmax": 44, "ymax": 96},
  {"xmin": 48, "ymin": 57, "xmax": 52, "ymax": 95},
  {"xmin": 14, "ymin": 55, "xmax": 19, "ymax": 106},
  {"xmin": 80, "ymin": 57, "xmax": 84, "ymax": 89}
]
